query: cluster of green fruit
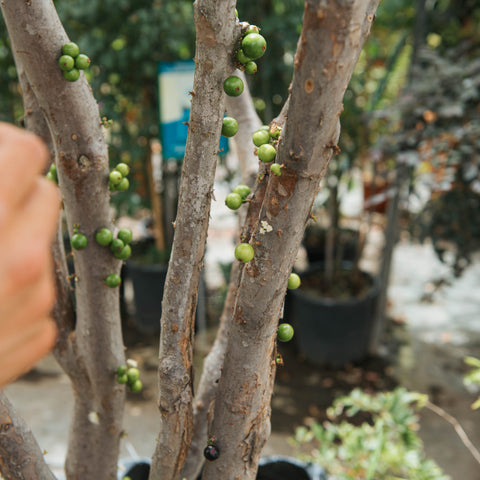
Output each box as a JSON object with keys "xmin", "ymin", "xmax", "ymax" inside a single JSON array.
[
  {"xmin": 58, "ymin": 42, "xmax": 90, "ymax": 82},
  {"xmin": 252, "ymin": 124, "xmax": 283, "ymax": 176},
  {"xmin": 46, "ymin": 163, "xmax": 58, "ymax": 184},
  {"xmin": 221, "ymin": 22, "xmax": 267, "ymax": 139},
  {"xmin": 116, "ymin": 360, "xmax": 143, "ymax": 393},
  {"xmin": 96, "ymin": 226, "xmax": 133, "ymax": 260},
  {"xmin": 109, "ymin": 162, "xmax": 130, "ymax": 192},
  {"xmin": 225, "ymin": 183, "xmax": 251, "ymax": 210}
]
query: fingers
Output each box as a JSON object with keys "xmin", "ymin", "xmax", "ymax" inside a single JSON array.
[
  {"xmin": 0, "ymin": 122, "xmax": 50, "ymax": 227},
  {"xmin": 0, "ymin": 317, "xmax": 57, "ymax": 388}
]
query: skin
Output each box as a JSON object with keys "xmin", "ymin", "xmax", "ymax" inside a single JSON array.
[{"xmin": 0, "ymin": 122, "xmax": 60, "ymax": 388}]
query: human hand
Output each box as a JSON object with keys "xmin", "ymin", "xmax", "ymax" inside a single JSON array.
[{"xmin": 0, "ymin": 122, "xmax": 60, "ymax": 387}]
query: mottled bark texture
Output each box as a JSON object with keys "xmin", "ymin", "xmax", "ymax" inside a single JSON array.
[
  {"xmin": 202, "ymin": 1, "xmax": 380, "ymax": 479},
  {"xmin": 0, "ymin": 393, "xmax": 56, "ymax": 480},
  {"xmin": 148, "ymin": 1, "xmax": 238, "ymax": 480},
  {"xmin": 1, "ymin": 1, "xmax": 125, "ymax": 479}
]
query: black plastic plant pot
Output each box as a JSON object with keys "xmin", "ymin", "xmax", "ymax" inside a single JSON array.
[
  {"xmin": 289, "ymin": 264, "xmax": 380, "ymax": 367},
  {"xmin": 257, "ymin": 456, "xmax": 326, "ymax": 480}
]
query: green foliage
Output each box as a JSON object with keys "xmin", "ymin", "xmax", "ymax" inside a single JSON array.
[
  {"xmin": 463, "ymin": 356, "xmax": 480, "ymax": 410},
  {"xmin": 291, "ymin": 387, "xmax": 450, "ymax": 480}
]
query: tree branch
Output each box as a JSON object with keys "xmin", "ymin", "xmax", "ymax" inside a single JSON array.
[{"xmin": 202, "ymin": 1, "xmax": 380, "ymax": 479}]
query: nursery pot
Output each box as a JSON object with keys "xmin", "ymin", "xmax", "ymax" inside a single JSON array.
[{"xmin": 288, "ymin": 263, "xmax": 380, "ymax": 367}]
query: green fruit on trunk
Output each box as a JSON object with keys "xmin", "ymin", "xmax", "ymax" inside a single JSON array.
[
  {"xmin": 117, "ymin": 365, "xmax": 127, "ymax": 376},
  {"xmin": 75, "ymin": 54, "xmax": 91, "ymax": 70},
  {"xmin": 95, "ymin": 228, "xmax": 113, "ymax": 246},
  {"xmin": 277, "ymin": 323, "xmax": 294, "ymax": 342},
  {"xmin": 58, "ymin": 55, "xmax": 75, "ymax": 71},
  {"xmin": 129, "ymin": 379, "xmax": 143, "ymax": 393},
  {"xmin": 232, "ymin": 184, "xmax": 251, "ymax": 199},
  {"xmin": 117, "ymin": 374, "xmax": 128, "ymax": 384},
  {"xmin": 63, "ymin": 68, "xmax": 80, "ymax": 82},
  {"xmin": 62, "ymin": 42, "xmax": 80, "ymax": 58},
  {"xmin": 241, "ymin": 33, "xmax": 267, "ymax": 60},
  {"xmin": 234, "ymin": 243, "xmax": 254, "ymax": 263},
  {"xmin": 110, "ymin": 238, "xmax": 125, "ymax": 254},
  {"xmin": 71, "ymin": 233, "xmax": 88, "ymax": 250},
  {"xmin": 117, "ymin": 228, "xmax": 133, "ymax": 245},
  {"xmin": 221, "ymin": 117, "xmax": 239, "ymax": 137},
  {"xmin": 105, "ymin": 273, "xmax": 122, "ymax": 288},
  {"xmin": 245, "ymin": 25, "xmax": 260, "ymax": 35},
  {"xmin": 257, "ymin": 143, "xmax": 277, "ymax": 163},
  {"xmin": 252, "ymin": 130, "xmax": 270, "ymax": 147},
  {"xmin": 115, "ymin": 162, "xmax": 130, "ymax": 177},
  {"xmin": 116, "ymin": 177, "xmax": 130, "ymax": 192},
  {"xmin": 270, "ymin": 163, "xmax": 282, "ymax": 176},
  {"xmin": 225, "ymin": 192, "xmax": 243, "ymax": 210},
  {"xmin": 223, "ymin": 76, "xmax": 244, "ymax": 97},
  {"xmin": 109, "ymin": 170, "xmax": 123, "ymax": 186},
  {"xmin": 114, "ymin": 244, "xmax": 132, "ymax": 260},
  {"xmin": 127, "ymin": 367, "xmax": 140, "ymax": 383},
  {"xmin": 287, "ymin": 272, "xmax": 301, "ymax": 290},
  {"xmin": 236, "ymin": 49, "xmax": 251, "ymax": 64},
  {"xmin": 244, "ymin": 61, "xmax": 257, "ymax": 75}
]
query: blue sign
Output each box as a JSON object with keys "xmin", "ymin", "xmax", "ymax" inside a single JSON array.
[{"xmin": 158, "ymin": 60, "xmax": 228, "ymax": 160}]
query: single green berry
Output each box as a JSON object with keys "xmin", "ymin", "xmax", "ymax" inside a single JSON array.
[
  {"xmin": 110, "ymin": 238, "xmax": 125, "ymax": 254},
  {"xmin": 95, "ymin": 228, "xmax": 113, "ymax": 246},
  {"xmin": 221, "ymin": 117, "xmax": 239, "ymax": 138},
  {"xmin": 236, "ymin": 49, "xmax": 251, "ymax": 64},
  {"xmin": 62, "ymin": 42, "xmax": 80, "ymax": 58},
  {"xmin": 259, "ymin": 125, "xmax": 270, "ymax": 132},
  {"xmin": 287, "ymin": 272, "xmax": 301, "ymax": 290},
  {"xmin": 234, "ymin": 243, "xmax": 254, "ymax": 263},
  {"xmin": 244, "ymin": 61, "xmax": 257, "ymax": 75},
  {"xmin": 114, "ymin": 244, "xmax": 132, "ymax": 260},
  {"xmin": 127, "ymin": 367, "xmax": 140, "ymax": 383},
  {"xmin": 46, "ymin": 164, "xmax": 58, "ymax": 183},
  {"xmin": 270, "ymin": 125, "xmax": 282, "ymax": 140},
  {"xmin": 235, "ymin": 8, "xmax": 238, "ymax": 17},
  {"xmin": 225, "ymin": 192, "xmax": 243, "ymax": 210},
  {"xmin": 223, "ymin": 76, "xmax": 244, "ymax": 97},
  {"xmin": 58, "ymin": 55, "xmax": 75, "ymax": 71},
  {"xmin": 63, "ymin": 68, "xmax": 80, "ymax": 82},
  {"xmin": 270, "ymin": 163, "xmax": 282, "ymax": 176},
  {"xmin": 277, "ymin": 323, "xmax": 294, "ymax": 342},
  {"xmin": 46, "ymin": 171, "xmax": 57, "ymax": 183},
  {"xmin": 252, "ymin": 129, "xmax": 270, "ymax": 147},
  {"xmin": 115, "ymin": 162, "xmax": 130, "ymax": 177},
  {"xmin": 117, "ymin": 228, "xmax": 133, "ymax": 245},
  {"xmin": 245, "ymin": 25, "xmax": 260, "ymax": 35},
  {"xmin": 116, "ymin": 177, "xmax": 130, "ymax": 192},
  {"xmin": 117, "ymin": 365, "xmax": 127, "ymax": 376},
  {"xmin": 257, "ymin": 143, "xmax": 277, "ymax": 163},
  {"xmin": 117, "ymin": 373, "xmax": 128, "ymax": 385},
  {"xmin": 129, "ymin": 379, "xmax": 143, "ymax": 393},
  {"xmin": 241, "ymin": 33, "xmax": 267, "ymax": 60},
  {"xmin": 71, "ymin": 233, "xmax": 88, "ymax": 250},
  {"xmin": 232, "ymin": 184, "xmax": 251, "ymax": 200},
  {"xmin": 75, "ymin": 54, "xmax": 91, "ymax": 70},
  {"xmin": 105, "ymin": 273, "xmax": 122, "ymax": 288},
  {"xmin": 109, "ymin": 170, "xmax": 123, "ymax": 186}
]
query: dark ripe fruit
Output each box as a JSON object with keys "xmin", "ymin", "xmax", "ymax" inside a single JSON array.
[
  {"xmin": 62, "ymin": 42, "xmax": 80, "ymax": 58},
  {"xmin": 63, "ymin": 68, "xmax": 80, "ymax": 82},
  {"xmin": 225, "ymin": 192, "xmax": 243, "ymax": 210},
  {"xmin": 71, "ymin": 233, "xmax": 88, "ymax": 250},
  {"xmin": 105, "ymin": 273, "xmax": 122, "ymax": 288},
  {"xmin": 204, "ymin": 444, "xmax": 220, "ymax": 461},
  {"xmin": 236, "ymin": 48, "xmax": 251, "ymax": 64},
  {"xmin": 117, "ymin": 228, "xmax": 133, "ymax": 245},
  {"xmin": 58, "ymin": 55, "xmax": 75, "ymax": 71},
  {"xmin": 241, "ymin": 33, "xmax": 267, "ymax": 60},
  {"xmin": 110, "ymin": 238, "xmax": 125, "ymax": 254},
  {"xmin": 221, "ymin": 117, "xmax": 239, "ymax": 137},
  {"xmin": 115, "ymin": 162, "xmax": 130, "ymax": 177},
  {"xmin": 270, "ymin": 163, "xmax": 282, "ymax": 176},
  {"xmin": 75, "ymin": 54, "xmax": 91, "ymax": 70},
  {"xmin": 257, "ymin": 143, "xmax": 277, "ymax": 163},
  {"xmin": 114, "ymin": 244, "xmax": 132, "ymax": 260},
  {"xmin": 95, "ymin": 228, "xmax": 113, "ymax": 246},
  {"xmin": 287, "ymin": 272, "xmax": 301, "ymax": 290},
  {"xmin": 234, "ymin": 243, "xmax": 254, "ymax": 263},
  {"xmin": 223, "ymin": 76, "xmax": 244, "ymax": 97},
  {"xmin": 129, "ymin": 379, "xmax": 143, "ymax": 393},
  {"xmin": 116, "ymin": 177, "xmax": 130, "ymax": 192},
  {"xmin": 277, "ymin": 323, "xmax": 294, "ymax": 342},
  {"xmin": 244, "ymin": 61, "xmax": 257, "ymax": 75},
  {"xmin": 232, "ymin": 184, "xmax": 251, "ymax": 199},
  {"xmin": 109, "ymin": 170, "xmax": 123, "ymax": 186},
  {"xmin": 252, "ymin": 129, "xmax": 270, "ymax": 147}
]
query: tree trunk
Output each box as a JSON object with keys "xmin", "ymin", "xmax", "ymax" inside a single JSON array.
[
  {"xmin": 1, "ymin": 1, "xmax": 125, "ymax": 479},
  {"xmin": 202, "ymin": 1, "xmax": 380, "ymax": 479},
  {"xmin": 149, "ymin": 1, "xmax": 238, "ymax": 479}
]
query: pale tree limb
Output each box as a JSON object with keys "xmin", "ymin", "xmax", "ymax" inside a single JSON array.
[
  {"xmin": 202, "ymin": 1, "xmax": 380, "ymax": 479},
  {"xmin": 0, "ymin": 392, "xmax": 57, "ymax": 480},
  {"xmin": 1, "ymin": 2, "xmax": 126, "ymax": 479},
  {"xmin": 148, "ymin": 1, "xmax": 238, "ymax": 479}
]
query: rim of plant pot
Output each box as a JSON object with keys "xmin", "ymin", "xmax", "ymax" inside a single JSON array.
[{"xmin": 258, "ymin": 455, "xmax": 327, "ymax": 480}]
